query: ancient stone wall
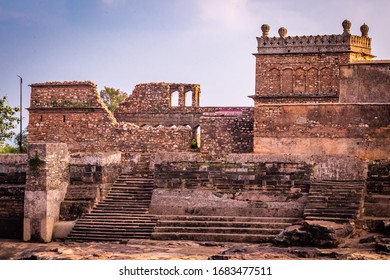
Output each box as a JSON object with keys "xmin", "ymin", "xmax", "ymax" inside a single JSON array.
[
  {"xmin": 365, "ymin": 160, "xmax": 390, "ymax": 222},
  {"xmin": 116, "ymin": 82, "xmax": 200, "ymax": 114},
  {"xmin": 151, "ymin": 153, "xmax": 311, "ymax": 217},
  {"xmin": 200, "ymin": 109, "xmax": 254, "ymax": 154},
  {"xmin": 339, "ymin": 61, "xmax": 390, "ymax": 103},
  {"xmin": 253, "ymin": 104, "xmax": 390, "ymax": 160},
  {"xmin": 0, "ymin": 154, "xmax": 27, "ymax": 239},
  {"xmin": 29, "ymin": 81, "xmax": 255, "ymax": 155},
  {"xmin": 28, "ymin": 82, "xmax": 193, "ymax": 153}
]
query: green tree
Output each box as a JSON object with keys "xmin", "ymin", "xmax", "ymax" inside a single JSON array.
[
  {"xmin": 99, "ymin": 87, "xmax": 127, "ymax": 112},
  {"xmin": 13, "ymin": 127, "xmax": 28, "ymax": 153},
  {"xmin": 0, "ymin": 96, "xmax": 19, "ymax": 145}
]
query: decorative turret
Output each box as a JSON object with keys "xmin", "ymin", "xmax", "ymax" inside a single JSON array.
[
  {"xmin": 255, "ymin": 20, "xmax": 373, "ymax": 59},
  {"xmin": 252, "ymin": 20, "xmax": 376, "ymax": 104}
]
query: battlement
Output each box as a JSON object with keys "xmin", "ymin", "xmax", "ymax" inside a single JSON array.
[{"xmin": 256, "ymin": 20, "xmax": 373, "ymax": 58}]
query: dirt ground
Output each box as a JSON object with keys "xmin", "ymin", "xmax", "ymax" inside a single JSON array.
[{"xmin": 1, "ymin": 236, "xmax": 389, "ymax": 260}]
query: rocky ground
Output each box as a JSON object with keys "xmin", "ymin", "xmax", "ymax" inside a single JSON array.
[{"xmin": 1, "ymin": 231, "xmax": 389, "ymax": 260}]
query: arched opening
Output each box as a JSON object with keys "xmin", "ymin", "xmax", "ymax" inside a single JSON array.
[
  {"xmin": 319, "ymin": 67, "xmax": 332, "ymax": 93},
  {"xmin": 281, "ymin": 68, "xmax": 293, "ymax": 93},
  {"xmin": 194, "ymin": 125, "xmax": 201, "ymax": 148},
  {"xmin": 185, "ymin": 91, "xmax": 192, "ymax": 107},
  {"xmin": 170, "ymin": 91, "xmax": 179, "ymax": 107},
  {"xmin": 269, "ymin": 68, "xmax": 280, "ymax": 94},
  {"xmin": 294, "ymin": 68, "xmax": 305, "ymax": 93},
  {"xmin": 307, "ymin": 67, "xmax": 319, "ymax": 94}
]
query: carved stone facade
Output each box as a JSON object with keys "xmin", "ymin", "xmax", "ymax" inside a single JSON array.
[
  {"xmin": 252, "ymin": 21, "xmax": 374, "ymax": 104},
  {"xmin": 252, "ymin": 20, "xmax": 390, "ymax": 162}
]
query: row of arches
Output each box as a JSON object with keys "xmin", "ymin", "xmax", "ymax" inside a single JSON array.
[
  {"xmin": 170, "ymin": 90, "xmax": 195, "ymax": 107},
  {"xmin": 267, "ymin": 67, "xmax": 338, "ymax": 94}
]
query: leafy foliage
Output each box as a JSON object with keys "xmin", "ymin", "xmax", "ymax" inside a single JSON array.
[
  {"xmin": 0, "ymin": 96, "xmax": 19, "ymax": 145},
  {"xmin": 99, "ymin": 87, "xmax": 127, "ymax": 112},
  {"xmin": 0, "ymin": 144, "xmax": 21, "ymax": 154},
  {"xmin": 13, "ymin": 128, "xmax": 28, "ymax": 153}
]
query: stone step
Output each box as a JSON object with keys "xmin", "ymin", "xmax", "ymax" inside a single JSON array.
[
  {"xmin": 156, "ymin": 220, "xmax": 291, "ymax": 229},
  {"xmin": 83, "ymin": 212, "xmax": 155, "ymax": 218},
  {"xmin": 151, "ymin": 232, "xmax": 275, "ymax": 243},
  {"xmin": 91, "ymin": 209, "xmax": 148, "ymax": 214},
  {"xmin": 304, "ymin": 216, "xmax": 351, "ymax": 222},
  {"xmin": 365, "ymin": 195, "xmax": 390, "ymax": 204},
  {"xmin": 71, "ymin": 227, "xmax": 154, "ymax": 233},
  {"xmin": 68, "ymin": 233, "xmax": 151, "ymax": 241},
  {"xmin": 306, "ymin": 204, "xmax": 360, "ymax": 209},
  {"xmin": 154, "ymin": 226, "xmax": 281, "ymax": 235},
  {"xmin": 304, "ymin": 208, "xmax": 358, "ymax": 213},
  {"xmin": 94, "ymin": 206, "xmax": 149, "ymax": 211},
  {"xmin": 102, "ymin": 198, "xmax": 152, "ymax": 203},
  {"xmin": 304, "ymin": 212, "xmax": 357, "ymax": 218},
  {"xmin": 96, "ymin": 203, "xmax": 150, "ymax": 208},
  {"xmin": 75, "ymin": 221, "xmax": 157, "ymax": 227},
  {"xmin": 153, "ymin": 215, "xmax": 300, "ymax": 223}
]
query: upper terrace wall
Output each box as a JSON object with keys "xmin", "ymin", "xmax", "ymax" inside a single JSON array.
[
  {"xmin": 28, "ymin": 82, "xmax": 193, "ymax": 153},
  {"xmin": 340, "ymin": 61, "xmax": 390, "ymax": 103}
]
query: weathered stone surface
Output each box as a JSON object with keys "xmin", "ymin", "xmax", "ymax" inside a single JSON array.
[
  {"xmin": 274, "ymin": 220, "xmax": 354, "ymax": 248},
  {"xmin": 24, "ymin": 143, "xmax": 70, "ymax": 242},
  {"xmin": 340, "ymin": 61, "xmax": 390, "ymax": 103},
  {"xmin": 376, "ymin": 238, "xmax": 390, "ymax": 253}
]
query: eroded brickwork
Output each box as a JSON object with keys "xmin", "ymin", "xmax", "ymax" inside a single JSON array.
[
  {"xmin": 28, "ymin": 82, "xmax": 194, "ymax": 153},
  {"xmin": 152, "ymin": 153, "xmax": 311, "ymax": 217},
  {"xmin": 0, "ymin": 155, "xmax": 27, "ymax": 239},
  {"xmin": 200, "ymin": 109, "xmax": 254, "ymax": 154}
]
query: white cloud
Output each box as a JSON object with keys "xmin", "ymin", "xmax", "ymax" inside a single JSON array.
[{"xmin": 195, "ymin": 0, "xmax": 256, "ymax": 31}]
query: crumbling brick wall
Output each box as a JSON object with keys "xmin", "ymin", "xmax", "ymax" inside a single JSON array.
[
  {"xmin": 0, "ymin": 154, "xmax": 27, "ymax": 239},
  {"xmin": 200, "ymin": 109, "xmax": 254, "ymax": 154},
  {"xmin": 28, "ymin": 82, "xmax": 193, "ymax": 153}
]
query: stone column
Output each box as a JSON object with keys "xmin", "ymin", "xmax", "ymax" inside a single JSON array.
[{"xmin": 24, "ymin": 143, "xmax": 69, "ymax": 242}]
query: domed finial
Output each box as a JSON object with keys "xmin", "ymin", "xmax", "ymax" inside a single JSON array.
[
  {"xmin": 261, "ymin": 24, "xmax": 270, "ymax": 37},
  {"xmin": 342, "ymin": 19, "xmax": 351, "ymax": 36},
  {"xmin": 360, "ymin": 23, "xmax": 369, "ymax": 37},
  {"xmin": 278, "ymin": 27, "xmax": 287, "ymax": 39}
]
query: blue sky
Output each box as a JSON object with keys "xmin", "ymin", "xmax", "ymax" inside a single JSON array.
[{"xmin": 1, "ymin": 0, "xmax": 390, "ymax": 133}]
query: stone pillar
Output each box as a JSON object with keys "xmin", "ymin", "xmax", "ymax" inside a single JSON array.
[
  {"xmin": 24, "ymin": 143, "xmax": 69, "ymax": 242},
  {"xmin": 178, "ymin": 85, "xmax": 185, "ymax": 108}
]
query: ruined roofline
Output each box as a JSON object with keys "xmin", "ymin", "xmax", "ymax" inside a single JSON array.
[
  {"xmin": 256, "ymin": 20, "xmax": 373, "ymax": 56},
  {"xmin": 136, "ymin": 82, "xmax": 200, "ymax": 86},
  {"xmin": 30, "ymin": 81, "xmax": 98, "ymax": 88}
]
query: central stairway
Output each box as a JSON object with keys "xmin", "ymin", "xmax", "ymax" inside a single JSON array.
[
  {"xmin": 67, "ymin": 173, "xmax": 302, "ymax": 243},
  {"xmin": 67, "ymin": 175, "xmax": 157, "ymax": 242},
  {"xmin": 304, "ymin": 180, "xmax": 365, "ymax": 222}
]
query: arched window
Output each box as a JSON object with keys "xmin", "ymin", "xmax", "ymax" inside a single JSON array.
[
  {"xmin": 269, "ymin": 68, "xmax": 280, "ymax": 94},
  {"xmin": 281, "ymin": 68, "xmax": 293, "ymax": 93},
  {"xmin": 319, "ymin": 67, "xmax": 332, "ymax": 93},
  {"xmin": 194, "ymin": 125, "xmax": 201, "ymax": 148},
  {"xmin": 185, "ymin": 91, "xmax": 192, "ymax": 107},
  {"xmin": 294, "ymin": 68, "xmax": 305, "ymax": 93},
  {"xmin": 170, "ymin": 91, "xmax": 179, "ymax": 107},
  {"xmin": 307, "ymin": 67, "xmax": 319, "ymax": 94}
]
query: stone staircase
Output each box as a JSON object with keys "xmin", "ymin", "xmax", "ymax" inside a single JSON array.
[
  {"xmin": 362, "ymin": 160, "xmax": 390, "ymax": 231},
  {"xmin": 304, "ymin": 180, "xmax": 365, "ymax": 222},
  {"xmin": 151, "ymin": 215, "xmax": 300, "ymax": 243},
  {"xmin": 67, "ymin": 175, "xmax": 157, "ymax": 242}
]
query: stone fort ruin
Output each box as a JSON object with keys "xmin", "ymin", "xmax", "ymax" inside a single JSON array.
[{"xmin": 1, "ymin": 20, "xmax": 389, "ymax": 245}]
